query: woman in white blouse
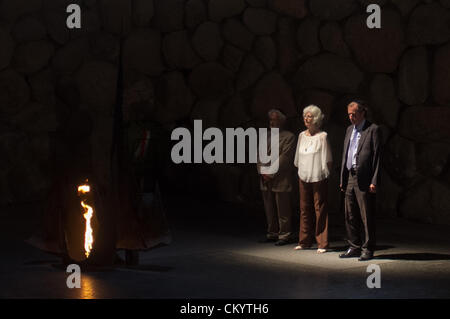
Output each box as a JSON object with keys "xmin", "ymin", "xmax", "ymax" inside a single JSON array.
[{"xmin": 294, "ymin": 105, "xmax": 332, "ymax": 253}]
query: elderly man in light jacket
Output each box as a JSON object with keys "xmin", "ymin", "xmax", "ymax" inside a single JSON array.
[{"xmin": 257, "ymin": 109, "xmax": 296, "ymax": 246}]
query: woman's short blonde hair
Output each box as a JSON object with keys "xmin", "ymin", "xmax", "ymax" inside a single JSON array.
[{"xmin": 302, "ymin": 105, "xmax": 325, "ymax": 128}]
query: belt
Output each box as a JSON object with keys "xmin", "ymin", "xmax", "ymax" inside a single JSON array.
[{"xmin": 349, "ymin": 167, "xmax": 357, "ymax": 175}]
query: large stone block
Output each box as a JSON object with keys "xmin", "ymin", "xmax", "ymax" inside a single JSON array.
[
  {"xmin": 10, "ymin": 102, "xmax": 58, "ymax": 133},
  {"xmin": 132, "ymin": 0, "xmax": 154, "ymax": 27},
  {"xmin": 400, "ymin": 179, "xmax": 450, "ymax": 225},
  {"xmin": 7, "ymin": 161, "xmax": 49, "ymax": 203},
  {"xmin": 310, "ymin": 0, "xmax": 357, "ymax": 20},
  {"xmin": 320, "ymin": 22, "xmax": 350, "ymax": 58},
  {"xmin": 60, "ymin": 108, "xmax": 94, "ymax": 143},
  {"xmin": 190, "ymin": 99, "xmax": 223, "ymax": 129},
  {"xmin": 76, "ymin": 61, "xmax": 117, "ymax": 116},
  {"xmin": 416, "ymin": 142, "xmax": 450, "ymax": 177},
  {"xmin": 0, "ymin": 170, "xmax": 14, "ymax": 205},
  {"xmin": 99, "ymin": 0, "xmax": 132, "ymax": 36},
  {"xmin": 345, "ymin": 10, "xmax": 405, "ymax": 73},
  {"xmin": 0, "ymin": 0, "xmax": 43, "ymax": 23},
  {"xmin": 370, "ymin": 74, "xmax": 400, "ymax": 128},
  {"xmin": 122, "ymin": 76, "xmax": 155, "ymax": 122},
  {"xmin": 44, "ymin": 11, "xmax": 70, "ymax": 45},
  {"xmin": 222, "ymin": 45, "xmax": 245, "ymax": 73},
  {"xmin": 223, "ymin": 18, "xmax": 255, "ymax": 52},
  {"xmin": 277, "ymin": 17, "xmax": 300, "ymax": 76},
  {"xmin": 163, "ymin": 30, "xmax": 202, "ymax": 69},
  {"xmin": 398, "ymin": 47, "xmax": 429, "ymax": 106},
  {"xmin": 269, "ymin": 0, "xmax": 308, "ymax": 19},
  {"xmin": 155, "ymin": 71, "xmax": 194, "ymax": 124},
  {"xmin": 0, "ymin": 131, "xmax": 30, "ymax": 171},
  {"xmin": 254, "ymin": 36, "xmax": 276, "ymax": 70},
  {"xmin": 52, "ymin": 38, "xmax": 90, "ymax": 74},
  {"xmin": 154, "ymin": 0, "xmax": 185, "ymax": 33},
  {"xmin": 251, "ymin": 72, "xmax": 296, "ymax": 120},
  {"xmin": 84, "ymin": 0, "xmax": 97, "ymax": 8},
  {"xmin": 219, "ymin": 94, "xmax": 251, "ymax": 128},
  {"xmin": 29, "ymin": 68, "xmax": 57, "ymax": 107},
  {"xmin": 440, "ymin": 0, "xmax": 450, "ymax": 8},
  {"xmin": 70, "ymin": 9, "xmax": 101, "ymax": 39},
  {"xmin": 124, "ymin": 29, "xmax": 165, "ymax": 76},
  {"xmin": 42, "ymin": 0, "xmax": 76, "ymax": 11},
  {"xmin": 89, "ymin": 116, "xmax": 115, "ymax": 188},
  {"xmin": 192, "ymin": 22, "xmax": 224, "ymax": 61},
  {"xmin": 294, "ymin": 53, "xmax": 363, "ymax": 94},
  {"xmin": 399, "ymin": 107, "xmax": 450, "ymax": 144},
  {"xmin": 407, "ymin": 3, "xmax": 450, "ymax": 46},
  {"xmin": 383, "ymin": 134, "xmax": 417, "ymax": 185},
  {"xmin": 297, "ymin": 17, "xmax": 321, "ymax": 56},
  {"xmin": 236, "ymin": 55, "xmax": 265, "ymax": 91},
  {"xmin": 433, "ymin": 43, "xmax": 450, "ymax": 106},
  {"xmin": 247, "ymin": 0, "xmax": 266, "ymax": 6},
  {"xmin": 209, "ymin": 0, "xmax": 246, "ymax": 22},
  {"xmin": 391, "ymin": 0, "xmax": 421, "ymax": 16},
  {"xmin": 377, "ymin": 168, "xmax": 402, "ymax": 217},
  {"xmin": 14, "ymin": 41, "xmax": 54, "ymax": 74},
  {"xmin": 378, "ymin": 124, "xmax": 392, "ymax": 146},
  {"xmin": 12, "ymin": 16, "xmax": 46, "ymax": 44},
  {"xmin": 359, "ymin": 0, "xmax": 387, "ymax": 6},
  {"xmin": 186, "ymin": 0, "xmax": 207, "ymax": 29},
  {"xmin": 243, "ymin": 7, "xmax": 278, "ymax": 35},
  {"xmin": 0, "ymin": 69, "xmax": 30, "ymax": 116},
  {"xmin": 89, "ymin": 32, "xmax": 120, "ymax": 63},
  {"xmin": 189, "ymin": 62, "xmax": 234, "ymax": 100},
  {"xmin": 55, "ymin": 76, "xmax": 80, "ymax": 109},
  {"xmin": 0, "ymin": 27, "xmax": 14, "ymax": 71}
]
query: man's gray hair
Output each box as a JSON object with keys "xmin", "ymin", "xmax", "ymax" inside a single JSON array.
[
  {"xmin": 351, "ymin": 99, "xmax": 368, "ymax": 116},
  {"xmin": 303, "ymin": 105, "xmax": 325, "ymax": 128},
  {"xmin": 268, "ymin": 108, "xmax": 287, "ymax": 122}
]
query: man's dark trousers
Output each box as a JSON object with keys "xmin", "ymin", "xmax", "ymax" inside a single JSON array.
[{"xmin": 345, "ymin": 169, "xmax": 376, "ymax": 253}]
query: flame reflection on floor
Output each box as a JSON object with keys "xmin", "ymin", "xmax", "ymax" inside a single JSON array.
[{"xmin": 80, "ymin": 275, "xmax": 95, "ymax": 299}]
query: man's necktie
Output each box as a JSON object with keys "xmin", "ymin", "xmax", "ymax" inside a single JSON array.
[
  {"xmin": 346, "ymin": 128, "xmax": 358, "ymax": 170},
  {"xmin": 135, "ymin": 130, "xmax": 150, "ymax": 159}
]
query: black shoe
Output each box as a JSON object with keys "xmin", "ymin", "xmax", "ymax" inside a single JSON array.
[
  {"xmin": 339, "ymin": 248, "xmax": 361, "ymax": 258},
  {"xmin": 258, "ymin": 238, "xmax": 277, "ymax": 243},
  {"xmin": 358, "ymin": 251, "xmax": 374, "ymax": 261},
  {"xmin": 274, "ymin": 240, "xmax": 289, "ymax": 246}
]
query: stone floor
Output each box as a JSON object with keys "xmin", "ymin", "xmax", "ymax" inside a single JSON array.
[{"xmin": 1, "ymin": 197, "xmax": 450, "ymax": 299}]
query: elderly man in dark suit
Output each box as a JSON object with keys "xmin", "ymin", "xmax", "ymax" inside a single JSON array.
[{"xmin": 339, "ymin": 100, "xmax": 381, "ymax": 261}]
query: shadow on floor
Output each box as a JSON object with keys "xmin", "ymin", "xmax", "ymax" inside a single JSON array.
[
  {"xmin": 39, "ymin": 261, "xmax": 173, "ymax": 273},
  {"xmin": 374, "ymin": 253, "xmax": 450, "ymax": 261},
  {"xmin": 50, "ymin": 262, "xmax": 116, "ymax": 272},
  {"xmin": 23, "ymin": 259, "xmax": 61, "ymax": 266},
  {"xmin": 115, "ymin": 264, "xmax": 173, "ymax": 272},
  {"xmin": 331, "ymin": 245, "xmax": 395, "ymax": 252}
]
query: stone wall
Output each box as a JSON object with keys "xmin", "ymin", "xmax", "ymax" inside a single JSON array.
[{"xmin": 0, "ymin": 0, "xmax": 449, "ymax": 225}]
